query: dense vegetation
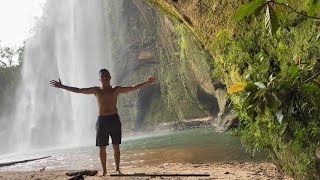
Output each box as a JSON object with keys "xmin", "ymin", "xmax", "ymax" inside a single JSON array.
[
  {"xmin": 143, "ymin": 0, "xmax": 320, "ymax": 178},
  {"xmin": 0, "ymin": 44, "xmax": 23, "ymax": 115}
]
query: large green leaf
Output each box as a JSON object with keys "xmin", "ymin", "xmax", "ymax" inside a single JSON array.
[
  {"xmin": 244, "ymin": 82, "xmax": 256, "ymax": 92},
  {"xmin": 265, "ymin": 4, "xmax": 279, "ymax": 36},
  {"xmin": 308, "ymin": 0, "xmax": 319, "ymax": 17},
  {"xmin": 288, "ymin": 63, "xmax": 300, "ymax": 80},
  {"xmin": 234, "ymin": 0, "xmax": 266, "ymax": 20},
  {"xmin": 307, "ymin": 0, "xmax": 320, "ymax": 24}
]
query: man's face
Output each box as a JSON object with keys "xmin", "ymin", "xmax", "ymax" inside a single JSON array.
[{"xmin": 99, "ymin": 71, "xmax": 111, "ymax": 83}]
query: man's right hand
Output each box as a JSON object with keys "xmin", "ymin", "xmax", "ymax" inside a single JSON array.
[{"xmin": 50, "ymin": 79, "xmax": 63, "ymax": 88}]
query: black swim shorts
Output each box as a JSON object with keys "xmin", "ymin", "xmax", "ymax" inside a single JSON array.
[{"xmin": 96, "ymin": 114, "xmax": 122, "ymax": 146}]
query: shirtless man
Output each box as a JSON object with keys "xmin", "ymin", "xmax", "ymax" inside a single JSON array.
[{"xmin": 50, "ymin": 69, "xmax": 156, "ymax": 176}]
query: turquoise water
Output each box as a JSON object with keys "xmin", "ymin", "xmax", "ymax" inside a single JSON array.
[{"xmin": 0, "ymin": 127, "xmax": 266, "ymax": 171}]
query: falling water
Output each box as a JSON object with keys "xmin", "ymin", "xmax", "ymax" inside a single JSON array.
[{"xmin": 0, "ymin": 0, "xmax": 125, "ymax": 153}]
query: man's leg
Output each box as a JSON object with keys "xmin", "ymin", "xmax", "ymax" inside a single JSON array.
[
  {"xmin": 112, "ymin": 144, "xmax": 120, "ymax": 172},
  {"xmin": 99, "ymin": 146, "xmax": 107, "ymax": 175}
]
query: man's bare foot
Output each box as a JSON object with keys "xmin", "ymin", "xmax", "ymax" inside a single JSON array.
[
  {"xmin": 115, "ymin": 170, "xmax": 122, "ymax": 175},
  {"xmin": 98, "ymin": 170, "xmax": 107, "ymax": 176}
]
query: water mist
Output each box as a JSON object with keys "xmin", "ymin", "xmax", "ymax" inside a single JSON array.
[{"xmin": 0, "ymin": 0, "xmax": 125, "ymax": 154}]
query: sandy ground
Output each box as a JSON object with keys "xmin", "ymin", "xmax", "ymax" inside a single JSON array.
[{"xmin": 0, "ymin": 162, "xmax": 293, "ymax": 180}]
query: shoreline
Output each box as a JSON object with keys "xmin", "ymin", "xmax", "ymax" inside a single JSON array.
[
  {"xmin": 0, "ymin": 119, "xmax": 293, "ymax": 179},
  {"xmin": 0, "ymin": 162, "xmax": 293, "ymax": 179},
  {"xmin": 123, "ymin": 116, "xmax": 213, "ymax": 136}
]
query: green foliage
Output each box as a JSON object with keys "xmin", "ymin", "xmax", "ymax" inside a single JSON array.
[
  {"xmin": 265, "ymin": 4, "xmax": 279, "ymax": 35},
  {"xmin": 232, "ymin": 63, "xmax": 320, "ymax": 177},
  {"xmin": 235, "ymin": 0, "xmax": 320, "ymax": 36},
  {"xmin": 0, "ymin": 44, "xmax": 23, "ymax": 116},
  {"xmin": 307, "ymin": 0, "xmax": 319, "ymax": 17},
  {"xmin": 207, "ymin": 0, "xmax": 320, "ymax": 178},
  {"xmin": 234, "ymin": 0, "xmax": 265, "ymax": 20},
  {"xmin": 0, "ymin": 43, "xmax": 23, "ymax": 67},
  {"xmin": 142, "ymin": 0, "xmax": 320, "ymax": 178}
]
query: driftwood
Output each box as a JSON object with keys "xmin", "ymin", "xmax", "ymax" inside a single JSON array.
[
  {"xmin": 66, "ymin": 170, "xmax": 98, "ymax": 176},
  {"xmin": 0, "ymin": 156, "xmax": 51, "ymax": 168},
  {"xmin": 110, "ymin": 173, "xmax": 210, "ymax": 177},
  {"xmin": 68, "ymin": 175, "xmax": 84, "ymax": 180}
]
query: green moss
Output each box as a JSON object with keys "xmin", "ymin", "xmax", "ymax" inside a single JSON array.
[{"xmin": 143, "ymin": 0, "xmax": 181, "ymax": 21}]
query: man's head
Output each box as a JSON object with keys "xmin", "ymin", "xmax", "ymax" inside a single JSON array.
[{"xmin": 99, "ymin": 69, "xmax": 111, "ymax": 84}]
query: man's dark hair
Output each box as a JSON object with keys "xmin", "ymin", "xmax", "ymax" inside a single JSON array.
[{"xmin": 99, "ymin": 69, "xmax": 110, "ymax": 74}]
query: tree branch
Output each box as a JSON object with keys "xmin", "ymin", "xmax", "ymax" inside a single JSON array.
[
  {"xmin": 302, "ymin": 71, "xmax": 320, "ymax": 84},
  {"xmin": 0, "ymin": 60, "xmax": 7, "ymax": 67},
  {"xmin": 271, "ymin": 1, "xmax": 320, "ymax": 20}
]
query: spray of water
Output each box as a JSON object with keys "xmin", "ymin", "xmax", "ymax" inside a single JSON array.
[{"xmin": 0, "ymin": 0, "xmax": 125, "ymax": 154}]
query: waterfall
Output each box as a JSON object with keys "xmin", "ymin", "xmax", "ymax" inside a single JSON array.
[{"xmin": 1, "ymin": 0, "xmax": 125, "ymax": 153}]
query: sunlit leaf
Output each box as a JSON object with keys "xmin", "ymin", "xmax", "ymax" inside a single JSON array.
[
  {"xmin": 265, "ymin": 4, "xmax": 279, "ymax": 36},
  {"xmin": 276, "ymin": 109, "xmax": 284, "ymax": 124},
  {"xmin": 256, "ymin": 51, "xmax": 265, "ymax": 62},
  {"xmin": 254, "ymin": 82, "xmax": 266, "ymax": 89},
  {"xmin": 245, "ymin": 74, "xmax": 253, "ymax": 80},
  {"xmin": 269, "ymin": 74, "xmax": 275, "ymax": 82},
  {"xmin": 279, "ymin": 122, "xmax": 288, "ymax": 135},
  {"xmin": 267, "ymin": 74, "xmax": 276, "ymax": 86},
  {"xmin": 234, "ymin": 0, "xmax": 266, "ymax": 20},
  {"xmin": 254, "ymin": 131, "xmax": 261, "ymax": 137},
  {"xmin": 228, "ymin": 82, "xmax": 247, "ymax": 92},
  {"xmin": 278, "ymin": 42, "xmax": 287, "ymax": 51}
]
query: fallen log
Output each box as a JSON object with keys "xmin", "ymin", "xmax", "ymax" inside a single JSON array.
[
  {"xmin": 110, "ymin": 173, "xmax": 210, "ymax": 177},
  {"xmin": 65, "ymin": 170, "xmax": 98, "ymax": 176},
  {"xmin": 0, "ymin": 156, "xmax": 51, "ymax": 168}
]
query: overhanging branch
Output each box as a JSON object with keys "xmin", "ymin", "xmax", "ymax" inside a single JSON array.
[{"xmin": 271, "ymin": 1, "xmax": 320, "ymax": 20}]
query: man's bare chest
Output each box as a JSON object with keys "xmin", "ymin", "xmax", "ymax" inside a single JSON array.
[{"xmin": 96, "ymin": 90, "xmax": 116, "ymax": 101}]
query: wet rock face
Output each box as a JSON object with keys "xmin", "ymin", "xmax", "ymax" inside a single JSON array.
[{"xmin": 112, "ymin": 0, "xmax": 231, "ymax": 130}]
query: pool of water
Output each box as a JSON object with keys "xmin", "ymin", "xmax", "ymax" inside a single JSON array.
[{"xmin": 0, "ymin": 127, "xmax": 266, "ymax": 171}]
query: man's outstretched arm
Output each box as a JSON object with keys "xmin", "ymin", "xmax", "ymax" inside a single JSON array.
[
  {"xmin": 118, "ymin": 76, "xmax": 156, "ymax": 93},
  {"xmin": 50, "ymin": 79, "xmax": 97, "ymax": 94}
]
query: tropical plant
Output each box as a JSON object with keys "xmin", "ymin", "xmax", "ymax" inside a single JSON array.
[
  {"xmin": 229, "ymin": 61, "xmax": 320, "ymax": 177},
  {"xmin": 234, "ymin": 0, "xmax": 320, "ymax": 35}
]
